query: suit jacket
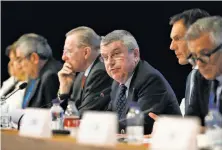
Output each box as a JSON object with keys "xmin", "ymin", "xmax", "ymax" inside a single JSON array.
[
  {"xmin": 24, "ymin": 58, "xmax": 62, "ymax": 108},
  {"xmin": 185, "ymin": 70, "xmax": 211, "ymax": 126},
  {"xmin": 193, "ymin": 73, "xmax": 222, "ymax": 125},
  {"xmin": 61, "ymin": 56, "xmax": 113, "ymax": 116},
  {"xmin": 108, "ymin": 60, "xmax": 181, "ymax": 134}
]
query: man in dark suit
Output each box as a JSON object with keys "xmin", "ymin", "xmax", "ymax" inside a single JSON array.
[
  {"xmin": 15, "ymin": 33, "xmax": 62, "ymax": 108},
  {"xmin": 100, "ymin": 30, "xmax": 181, "ymax": 134},
  {"xmin": 58, "ymin": 26, "xmax": 113, "ymax": 116},
  {"xmin": 168, "ymin": 8, "xmax": 211, "ymax": 125},
  {"xmin": 186, "ymin": 16, "xmax": 222, "ymax": 116},
  {"xmin": 170, "ymin": 9, "xmax": 209, "ymax": 116}
]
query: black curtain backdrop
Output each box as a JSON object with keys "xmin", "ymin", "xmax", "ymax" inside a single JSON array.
[{"xmin": 2, "ymin": 1, "xmax": 222, "ymax": 103}]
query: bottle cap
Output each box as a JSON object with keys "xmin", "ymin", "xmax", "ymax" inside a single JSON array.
[{"xmin": 52, "ymin": 98, "xmax": 60, "ymax": 104}]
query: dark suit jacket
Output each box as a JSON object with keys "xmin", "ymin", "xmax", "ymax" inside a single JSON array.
[
  {"xmin": 190, "ymin": 72, "xmax": 222, "ymax": 126},
  {"xmin": 108, "ymin": 60, "xmax": 181, "ymax": 134},
  {"xmin": 61, "ymin": 56, "xmax": 113, "ymax": 116},
  {"xmin": 24, "ymin": 58, "xmax": 62, "ymax": 108},
  {"xmin": 185, "ymin": 70, "xmax": 211, "ymax": 126}
]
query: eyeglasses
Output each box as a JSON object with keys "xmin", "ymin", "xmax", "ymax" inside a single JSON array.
[
  {"xmin": 14, "ymin": 53, "xmax": 32, "ymax": 63},
  {"xmin": 101, "ymin": 48, "xmax": 135, "ymax": 62},
  {"xmin": 188, "ymin": 44, "xmax": 222, "ymax": 64}
]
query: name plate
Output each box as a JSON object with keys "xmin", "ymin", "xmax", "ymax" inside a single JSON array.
[
  {"xmin": 19, "ymin": 108, "xmax": 52, "ymax": 138},
  {"xmin": 77, "ymin": 111, "xmax": 117, "ymax": 146},
  {"xmin": 151, "ymin": 115, "xmax": 200, "ymax": 150}
]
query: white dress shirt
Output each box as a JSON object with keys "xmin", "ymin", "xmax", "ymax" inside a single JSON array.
[{"xmin": 216, "ymin": 75, "xmax": 222, "ymax": 107}]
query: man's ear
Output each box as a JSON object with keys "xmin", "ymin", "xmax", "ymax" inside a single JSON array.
[
  {"xmin": 30, "ymin": 52, "xmax": 40, "ymax": 64},
  {"xmin": 133, "ymin": 48, "xmax": 140, "ymax": 62},
  {"xmin": 84, "ymin": 47, "xmax": 91, "ymax": 60}
]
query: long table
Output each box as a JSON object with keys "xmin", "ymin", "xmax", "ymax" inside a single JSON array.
[{"xmin": 1, "ymin": 129, "xmax": 148, "ymax": 150}]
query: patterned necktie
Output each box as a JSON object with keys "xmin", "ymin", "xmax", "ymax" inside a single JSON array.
[{"xmin": 116, "ymin": 84, "xmax": 127, "ymax": 119}]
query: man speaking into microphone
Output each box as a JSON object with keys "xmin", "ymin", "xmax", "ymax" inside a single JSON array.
[{"xmin": 58, "ymin": 26, "xmax": 113, "ymax": 115}]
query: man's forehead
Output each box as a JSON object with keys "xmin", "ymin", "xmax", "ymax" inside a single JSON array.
[
  {"xmin": 101, "ymin": 41, "xmax": 123, "ymax": 52},
  {"xmin": 170, "ymin": 20, "xmax": 187, "ymax": 38},
  {"xmin": 188, "ymin": 33, "xmax": 213, "ymax": 53},
  {"xmin": 15, "ymin": 45, "xmax": 25, "ymax": 56}
]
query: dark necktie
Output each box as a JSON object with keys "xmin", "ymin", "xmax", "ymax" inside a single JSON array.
[
  {"xmin": 209, "ymin": 80, "xmax": 219, "ymax": 109},
  {"xmin": 116, "ymin": 84, "xmax": 127, "ymax": 119}
]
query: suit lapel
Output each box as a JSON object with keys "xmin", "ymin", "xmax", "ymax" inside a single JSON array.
[
  {"xmin": 81, "ymin": 56, "xmax": 100, "ymax": 100},
  {"xmin": 73, "ymin": 73, "xmax": 84, "ymax": 108},
  {"xmin": 25, "ymin": 78, "xmax": 40, "ymax": 107}
]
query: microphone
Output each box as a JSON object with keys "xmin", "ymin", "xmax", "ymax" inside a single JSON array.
[{"xmin": 1, "ymin": 82, "xmax": 28, "ymax": 102}]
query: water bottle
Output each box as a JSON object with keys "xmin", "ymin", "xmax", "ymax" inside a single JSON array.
[
  {"xmin": 126, "ymin": 104, "xmax": 144, "ymax": 144},
  {"xmin": 50, "ymin": 99, "xmax": 64, "ymax": 130},
  {"xmin": 64, "ymin": 101, "xmax": 80, "ymax": 137},
  {"xmin": 205, "ymin": 106, "xmax": 222, "ymax": 150},
  {"xmin": 0, "ymin": 100, "xmax": 11, "ymax": 129}
]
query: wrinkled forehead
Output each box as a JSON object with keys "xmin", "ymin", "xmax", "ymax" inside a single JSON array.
[
  {"xmin": 101, "ymin": 40, "xmax": 125, "ymax": 54},
  {"xmin": 64, "ymin": 34, "xmax": 80, "ymax": 49}
]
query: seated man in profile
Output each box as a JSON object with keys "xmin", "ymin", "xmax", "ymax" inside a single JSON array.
[
  {"xmin": 100, "ymin": 30, "xmax": 181, "ymax": 134},
  {"xmin": 15, "ymin": 33, "xmax": 62, "ymax": 108},
  {"xmin": 58, "ymin": 26, "xmax": 113, "ymax": 115}
]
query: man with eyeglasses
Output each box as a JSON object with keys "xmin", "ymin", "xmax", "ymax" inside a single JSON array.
[
  {"xmin": 185, "ymin": 16, "xmax": 222, "ymax": 116},
  {"xmin": 15, "ymin": 33, "xmax": 62, "ymax": 108},
  {"xmin": 57, "ymin": 26, "xmax": 113, "ymax": 115},
  {"xmin": 100, "ymin": 30, "xmax": 181, "ymax": 134}
]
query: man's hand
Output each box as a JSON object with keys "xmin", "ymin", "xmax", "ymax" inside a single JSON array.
[
  {"xmin": 149, "ymin": 112, "xmax": 159, "ymax": 121},
  {"xmin": 58, "ymin": 62, "xmax": 76, "ymax": 94},
  {"xmin": 146, "ymin": 112, "xmax": 159, "ymax": 137}
]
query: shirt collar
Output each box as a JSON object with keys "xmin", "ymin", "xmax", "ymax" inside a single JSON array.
[
  {"xmin": 216, "ymin": 75, "xmax": 222, "ymax": 86},
  {"xmin": 123, "ymin": 72, "xmax": 135, "ymax": 89},
  {"xmin": 84, "ymin": 60, "xmax": 96, "ymax": 77}
]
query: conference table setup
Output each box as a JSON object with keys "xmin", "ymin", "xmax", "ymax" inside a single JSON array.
[{"xmin": 1, "ymin": 108, "xmax": 216, "ymax": 150}]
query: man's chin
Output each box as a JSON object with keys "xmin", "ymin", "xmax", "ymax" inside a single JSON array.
[{"xmin": 178, "ymin": 59, "xmax": 189, "ymax": 65}]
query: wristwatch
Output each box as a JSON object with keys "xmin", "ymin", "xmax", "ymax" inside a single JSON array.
[{"xmin": 57, "ymin": 90, "xmax": 69, "ymax": 101}]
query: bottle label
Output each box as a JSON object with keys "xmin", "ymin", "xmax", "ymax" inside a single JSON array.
[
  {"xmin": 126, "ymin": 126, "xmax": 144, "ymax": 144},
  {"xmin": 51, "ymin": 112, "xmax": 63, "ymax": 130},
  {"xmin": 0, "ymin": 115, "xmax": 11, "ymax": 128}
]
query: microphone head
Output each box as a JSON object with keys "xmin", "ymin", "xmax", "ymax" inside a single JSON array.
[{"xmin": 19, "ymin": 82, "xmax": 28, "ymax": 89}]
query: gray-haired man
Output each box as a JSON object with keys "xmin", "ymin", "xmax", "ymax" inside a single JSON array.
[
  {"xmin": 15, "ymin": 33, "xmax": 62, "ymax": 108},
  {"xmin": 186, "ymin": 16, "xmax": 222, "ymax": 115},
  {"xmin": 100, "ymin": 30, "xmax": 181, "ymax": 134}
]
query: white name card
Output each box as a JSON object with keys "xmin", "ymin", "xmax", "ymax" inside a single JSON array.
[
  {"xmin": 19, "ymin": 108, "xmax": 52, "ymax": 138},
  {"xmin": 151, "ymin": 115, "xmax": 200, "ymax": 150},
  {"xmin": 77, "ymin": 111, "xmax": 117, "ymax": 146}
]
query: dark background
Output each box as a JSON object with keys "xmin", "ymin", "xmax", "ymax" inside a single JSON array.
[{"xmin": 2, "ymin": 1, "xmax": 222, "ymax": 103}]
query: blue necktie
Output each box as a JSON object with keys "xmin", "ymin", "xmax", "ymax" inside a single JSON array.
[
  {"xmin": 116, "ymin": 84, "xmax": 127, "ymax": 119},
  {"xmin": 22, "ymin": 79, "xmax": 36, "ymax": 109},
  {"xmin": 209, "ymin": 80, "xmax": 219, "ymax": 110}
]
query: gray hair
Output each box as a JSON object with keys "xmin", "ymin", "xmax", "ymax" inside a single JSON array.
[
  {"xmin": 15, "ymin": 33, "xmax": 52, "ymax": 60},
  {"xmin": 101, "ymin": 30, "xmax": 139, "ymax": 51},
  {"xmin": 66, "ymin": 26, "xmax": 101, "ymax": 51},
  {"xmin": 185, "ymin": 16, "xmax": 222, "ymax": 47}
]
